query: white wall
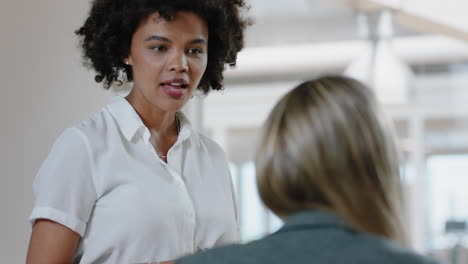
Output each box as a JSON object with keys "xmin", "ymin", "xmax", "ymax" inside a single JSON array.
[{"xmin": 0, "ymin": 0, "xmax": 112, "ymax": 262}]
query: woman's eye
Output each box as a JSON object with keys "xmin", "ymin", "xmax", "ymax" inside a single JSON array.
[
  {"xmin": 188, "ymin": 48, "xmax": 203, "ymax": 55},
  {"xmin": 151, "ymin": 45, "xmax": 167, "ymax": 52}
]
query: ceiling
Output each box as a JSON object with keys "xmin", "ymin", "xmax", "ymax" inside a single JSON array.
[{"xmin": 244, "ymin": 0, "xmax": 420, "ymax": 47}]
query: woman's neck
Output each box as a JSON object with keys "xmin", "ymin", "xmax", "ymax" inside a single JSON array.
[{"xmin": 125, "ymin": 91, "xmax": 177, "ymax": 135}]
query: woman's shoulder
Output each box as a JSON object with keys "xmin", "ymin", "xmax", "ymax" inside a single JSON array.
[
  {"xmin": 196, "ymin": 133, "xmax": 227, "ymax": 156},
  {"xmin": 72, "ymin": 106, "xmax": 113, "ymax": 138},
  {"xmin": 52, "ymin": 106, "xmax": 115, "ymax": 155},
  {"xmin": 197, "ymin": 133, "xmax": 221, "ymax": 149}
]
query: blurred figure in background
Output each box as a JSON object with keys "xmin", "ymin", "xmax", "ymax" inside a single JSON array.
[{"xmin": 173, "ymin": 76, "xmax": 439, "ymax": 264}]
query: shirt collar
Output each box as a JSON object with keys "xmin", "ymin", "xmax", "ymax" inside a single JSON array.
[
  {"xmin": 106, "ymin": 96, "xmax": 145, "ymax": 141},
  {"xmin": 275, "ymin": 209, "xmax": 356, "ymax": 235},
  {"xmin": 175, "ymin": 111, "xmax": 200, "ymax": 147},
  {"xmin": 106, "ymin": 96, "xmax": 200, "ymax": 146}
]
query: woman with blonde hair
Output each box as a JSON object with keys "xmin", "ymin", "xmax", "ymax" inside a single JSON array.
[{"xmin": 173, "ymin": 76, "xmax": 438, "ymax": 264}]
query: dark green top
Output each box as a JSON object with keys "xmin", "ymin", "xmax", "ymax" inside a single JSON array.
[{"xmin": 176, "ymin": 210, "xmax": 439, "ymax": 264}]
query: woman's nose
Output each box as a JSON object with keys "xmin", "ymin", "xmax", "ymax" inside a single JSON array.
[{"xmin": 168, "ymin": 51, "xmax": 188, "ymax": 72}]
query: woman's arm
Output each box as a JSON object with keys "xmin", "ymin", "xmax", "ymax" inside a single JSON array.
[{"xmin": 26, "ymin": 219, "xmax": 80, "ymax": 264}]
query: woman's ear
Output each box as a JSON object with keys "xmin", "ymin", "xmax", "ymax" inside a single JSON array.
[{"xmin": 123, "ymin": 56, "xmax": 132, "ymax": 65}]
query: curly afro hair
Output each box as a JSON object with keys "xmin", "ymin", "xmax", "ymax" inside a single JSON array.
[{"xmin": 76, "ymin": 0, "xmax": 250, "ymax": 93}]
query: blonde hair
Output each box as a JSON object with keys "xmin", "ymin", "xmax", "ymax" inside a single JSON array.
[{"xmin": 256, "ymin": 76, "xmax": 405, "ymax": 243}]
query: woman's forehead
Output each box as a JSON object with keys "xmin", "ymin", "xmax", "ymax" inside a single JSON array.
[{"xmin": 137, "ymin": 11, "xmax": 209, "ymax": 40}]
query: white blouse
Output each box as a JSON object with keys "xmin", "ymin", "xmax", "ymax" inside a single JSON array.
[{"xmin": 29, "ymin": 96, "xmax": 240, "ymax": 264}]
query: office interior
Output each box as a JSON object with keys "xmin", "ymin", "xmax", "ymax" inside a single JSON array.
[{"xmin": 1, "ymin": 0, "xmax": 468, "ymax": 263}]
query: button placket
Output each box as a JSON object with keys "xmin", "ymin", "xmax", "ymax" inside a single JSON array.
[
  {"xmin": 142, "ymin": 126, "xmax": 197, "ymax": 253},
  {"xmin": 165, "ymin": 164, "xmax": 197, "ymax": 252}
]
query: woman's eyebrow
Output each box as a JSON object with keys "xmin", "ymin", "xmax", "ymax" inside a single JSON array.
[
  {"xmin": 145, "ymin": 35, "xmax": 207, "ymax": 46},
  {"xmin": 190, "ymin": 39, "xmax": 207, "ymax": 45},
  {"xmin": 145, "ymin": 35, "xmax": 170, "ymax": 42}
]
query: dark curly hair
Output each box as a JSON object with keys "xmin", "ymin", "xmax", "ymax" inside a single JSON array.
[{"xmin": 76, "ymin": 0, "xmax": 250, "ymax": 93}]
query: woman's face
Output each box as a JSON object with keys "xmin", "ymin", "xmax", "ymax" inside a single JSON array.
[{"xmin": 126, "ymin": 11, "xmax": 208, "ymax": 113}]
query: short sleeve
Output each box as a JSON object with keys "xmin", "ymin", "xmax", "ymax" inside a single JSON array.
[{"xmin": 29, "ymin": 128, "xmax": 97, "ymax": 236}]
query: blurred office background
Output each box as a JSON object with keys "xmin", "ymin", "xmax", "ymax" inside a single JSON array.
[{"xmin": 2, "ymin": 0, "xmax": 468, "ymax": 263}]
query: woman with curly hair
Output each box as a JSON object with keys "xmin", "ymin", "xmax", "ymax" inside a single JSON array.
[{"xmin": 26, "ymin": 0, "xmax": 250, "ymax": 263}]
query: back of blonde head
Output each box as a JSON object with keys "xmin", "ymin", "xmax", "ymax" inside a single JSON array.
[{"xmin": 256, "ymin": 76, "xmax": 405, "ymax": 244}]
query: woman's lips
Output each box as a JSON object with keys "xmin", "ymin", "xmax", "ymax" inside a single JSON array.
[{"xmin": 161, "ymin": 83, "xmax": 187, "ymax": 98}]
